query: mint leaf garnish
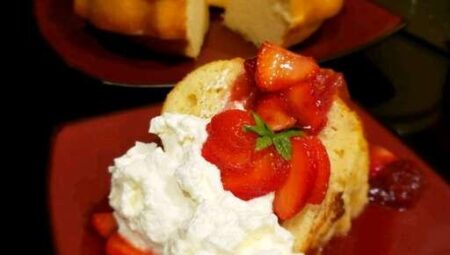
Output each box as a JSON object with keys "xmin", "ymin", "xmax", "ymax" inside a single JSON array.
[
  {"xmin": 256, "ymin": 136, "xmax": 273, "ymax": 151},
  {"xmin": 276, "ymin": 129, "xmax": 302, "ymax": 139},
  {"xmin": 273, "ymin": 135, "xmax": 292, "ymax": 160},
  {"xmin": 244, "ymin": 112, "xmax": 273, "ymax": 136},
  {"xmin": 244, "ymin": 112, "xmax": 303, "ymax": 160}
]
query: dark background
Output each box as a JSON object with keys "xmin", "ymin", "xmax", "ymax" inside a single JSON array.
[{"xmin": 24, "ymin": 0, "xmax": 448, "ymax": 254}]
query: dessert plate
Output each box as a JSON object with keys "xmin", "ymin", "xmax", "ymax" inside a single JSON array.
[
  {"xmin": 49, "ymin": 103, "xmax": 450, "ymax": 255},
  {"xmin": 35, "ymin": 0, "xmax": 404, "ymax": 86}
]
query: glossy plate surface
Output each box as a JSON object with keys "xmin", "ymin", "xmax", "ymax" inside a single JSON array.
[
  {"xmin": 49, "ymin": 103, "xmax": 450, "ymax": 255},
  {"xmin": 35, "ymin": 0, "xmax": 404, "ymax": 86}
]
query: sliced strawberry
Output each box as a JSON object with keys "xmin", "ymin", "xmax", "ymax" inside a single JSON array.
[
  {"xmin": 202, "ymin": 110, "xmax": 256, "ymax": 174},
  {"xmin": 286, "ymin": 69, "xmax": 341, "ymax": 134},
  {"xmin": 255, "ymin": 94, "xmax": 296, "ymax": 131},
  {"xmin": 306, "ymin": 137, "xmax": 330, "ymax": 204},
  {"xmin": 202, "ymin": 137, "xmax": 252, "ymax": 175},
  {"xmin": 207, "ymin": 109, "xmax": 257, "ymax": 150},
  {"xmin": 106, "ymin": 233, "xmax": 153, "ymax": 255},
  {"xmin": 222, "ymin": 147, "xmax": 290, "ymax": 200},
  {"xmin": 255, "ymin": 42, "xmax": 318, "ymax": 92},
  {"xmin": 91, "ymin": 212, "xmax": 117, "ymax": 238},
  {"xmin": 370, "ymin": 145, "xmax": 397, "ymax": 178},
  {"xmin": 274, "ymin": 137, "xmax": 316, "ymax": 220}
]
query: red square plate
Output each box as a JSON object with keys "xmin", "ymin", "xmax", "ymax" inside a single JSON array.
[
  {"xmin": 49, "ymin": 103, "xmax": 450, "ymax": 255},
  {"xmin": 35, "ymin": 0, "xmax": 404, "ymax": 86}
]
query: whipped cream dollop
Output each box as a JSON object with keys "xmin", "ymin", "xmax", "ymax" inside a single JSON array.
[{"xmin": 109, "ymin": 113, "xmax": 301, "ymax": 255}]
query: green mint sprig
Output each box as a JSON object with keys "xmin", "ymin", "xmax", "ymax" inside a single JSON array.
[{"xmin": 244, "ymin": 113, "xmax": 303, "ymax": 160}]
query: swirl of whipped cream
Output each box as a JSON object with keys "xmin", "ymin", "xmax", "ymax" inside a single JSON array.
[{"xmin": 109, "ymin": 113, "xmax": 301, "ymax": 255}]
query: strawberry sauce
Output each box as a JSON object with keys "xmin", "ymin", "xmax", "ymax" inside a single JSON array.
[
  {"xmin": 227, "ymin": 58, "xmax": 258, "ymax": 109},
  {"xmin": 369, "ymin": 159, "xmax": 424, "ymax": 210}
]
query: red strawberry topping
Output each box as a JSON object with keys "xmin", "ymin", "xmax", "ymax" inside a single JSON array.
[
  {"xmin": 274, "ymin": 136, "xmax": 330, "ymax": 220},
  {"xmin": 255, "ymin": 94, "xmax": 296, "ymax": 131},
  {"xmin": 255, "ymin": 42, "xmax": 318, "ymax": 92}
]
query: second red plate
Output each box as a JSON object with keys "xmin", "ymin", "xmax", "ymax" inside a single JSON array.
[{"xmin": 35, "ymin": 0, "xmax": 404, "ymax": 86}]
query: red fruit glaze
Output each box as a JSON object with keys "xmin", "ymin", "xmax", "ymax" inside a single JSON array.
[
  {"xmin": 244, "ymin": 57, "xmax": 257, "ymax": 76},
  {"xmin": 222, "ymin": 146, "xmax": 290, "ymax": 200},
  {"xmin": 255, "ymin": 42, "xmax": 318, "ymax": 92},
  {"xmin": 255, "ymin": 94, "xmax": 296, "ymax": 131},
  {"xmin": 228, "ymin": 58, "xmax": 258, "ymax": 109},
  {"xmin": 369, "ymin": 160, "xmax": 424, "ymax": 210}
]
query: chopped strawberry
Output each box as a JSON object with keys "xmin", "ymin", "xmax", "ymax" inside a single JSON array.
[
  {"xmin": 106, "ymin": 233, "xmax": 153, "ymax": 255},
  {"xmin": 255, "ymin": 42, "xmax": 318, "ymax": 92},
  {"xmin": 286, "ymin": 81, "xmax": 322, "ymax": 132},
  {"xmin": 286, "ymin": 69, "xmax": 341, "ymax": 133},
  {"xmin": 255, "ymin": 95, "xmax": 296, "ymax": 131},
  {"xmin": 244, "ymin": 57, "xmax": 257, "ymax": 75},
  {"xmin": 370, "ymin": 145, "xmax": 397, "ymax": 178},
  {"xmin": 91, "ymin": 212, "xmax": 118, "ymax": 238},
  {"xmin": 222, "ymin": 147, "xmax": 290, "ymax": 200},
  {"xmin": 306, "ymin": 138, "xmax": 330, "ymax": 204},
  {"xmin": 274, "ymin": 137, "xmax": 316, "ymax": 220}
]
